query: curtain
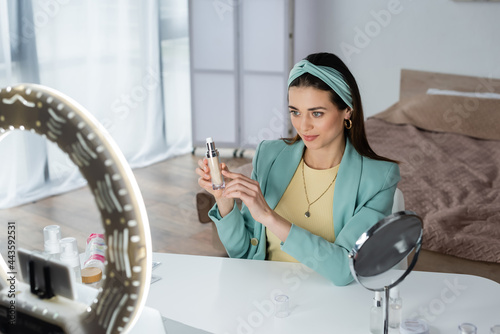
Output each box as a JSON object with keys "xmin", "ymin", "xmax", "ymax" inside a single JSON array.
[
  {"xmin": 0, "ymin": 0, "xmax": 191, "ymax": 209},
  {"xmin": 0, "ymin": 0, "xmax": 48, "ymax": 207}
]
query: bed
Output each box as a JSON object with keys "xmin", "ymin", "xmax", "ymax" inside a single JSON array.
[{"xmin": 365, "ymin": 69, "xmax": 500, "ymax": 265}]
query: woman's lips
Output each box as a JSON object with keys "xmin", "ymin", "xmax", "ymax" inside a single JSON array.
[{"xmin": 302, "ymin": 135, "xmax": 318, "ymax": 142}]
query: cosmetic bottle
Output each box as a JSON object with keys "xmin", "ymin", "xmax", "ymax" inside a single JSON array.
[
  {"xmin": 43, "ymin": 225, "xmax": 61, "ymax": 260},
  {"xmin": 389, "ymin": 285, "xmax": 403, "ymax": 329},
  {"xmin": 83, "ymin": 233, "xmax": 106, "ymax": 274},
  {"xmin": 206, "ymin": 137, "xmax": 225, "ymax": 190},
  {"xmin": 370, "ymin": 291, "xmax": 382, "ymax": 334},
  {"xmin": 82, "ymin": 233, "xmax": 106, "ymax": 289},
  {"xmin": 60, "ymin": 237, "xmax": 82, "ymax": 284}
]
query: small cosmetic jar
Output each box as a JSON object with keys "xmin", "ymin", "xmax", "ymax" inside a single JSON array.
[
  {"xmin": 400, "ymin": 319, "xmax": 430, "ymax": 334},
  {"xmin": 274, "ymin": 294, "xmax": 290, "ymax": 318}
]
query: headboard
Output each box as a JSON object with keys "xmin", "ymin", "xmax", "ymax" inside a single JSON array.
[{"xmin": 400, "ymin": 69, "xmax": 500, "ymax": 100}]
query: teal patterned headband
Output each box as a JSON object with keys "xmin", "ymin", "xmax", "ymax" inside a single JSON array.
[{"xmin": 288, "ymin": 59, "xmax": 353, "ymax": 109}]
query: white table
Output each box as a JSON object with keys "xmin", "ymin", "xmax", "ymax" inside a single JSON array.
[{"xmin": 147, "ymin": 253, "xmax": 500, "ymax": 334}]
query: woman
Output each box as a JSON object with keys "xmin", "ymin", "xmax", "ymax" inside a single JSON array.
[{"xmin": 196, "ymin": 52, "xmax": 400, "ymax": 286}]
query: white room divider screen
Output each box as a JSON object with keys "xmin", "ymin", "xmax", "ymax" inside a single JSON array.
[{"xmin": 189, "ymin": 0, "xmax": 294, "ymax": 150}]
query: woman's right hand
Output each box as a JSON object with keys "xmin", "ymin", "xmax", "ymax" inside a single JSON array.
[
  {"xmin": 196, "ymin": 158, "xmax": 234, "ymax": 217},
  {"xmin": 196, "ymin": 158, "xmax": 227, "ymax": 199}
]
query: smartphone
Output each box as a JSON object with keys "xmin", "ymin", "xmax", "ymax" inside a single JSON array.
[{"xmin": 17, "ymin": 248, "xmax": 76, "ymax": 300}]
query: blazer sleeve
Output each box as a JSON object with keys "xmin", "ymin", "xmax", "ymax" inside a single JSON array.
[
  {"xmin": 207, "ymin": 142, "xmax": 264, "ymax": 259},
  {"xmin": 281, "ymin": 163, "xmax": 400, "ymax": 286}
]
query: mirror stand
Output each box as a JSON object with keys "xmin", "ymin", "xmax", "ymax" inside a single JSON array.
[
  {"xmin": 349, "ymin": 211, "xmax": 423, "ymax": 334},
  {"xmin": 383, "ymin": 285, "xmax": 389, "ymax": 334}
]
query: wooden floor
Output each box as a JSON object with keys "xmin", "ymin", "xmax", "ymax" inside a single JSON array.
[{"xmin": 2, "ymin": 152, "xmax": 499, "ymax": 284}]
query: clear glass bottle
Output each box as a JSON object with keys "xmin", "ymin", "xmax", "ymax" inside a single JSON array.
[
  {"xmin": 43, "ymin": 225, "xmax": 61, "ymax": 260},
  {"xmin": 60, "ymin": 237, "xmax": 82, "ymax": 283},
  {"xmin": 370, "ymin": 291, "xmax": 382, "ymax": 334},
  {"xmin": 389, "ymin": 286, "xmax": 403, "ymax": 329}
]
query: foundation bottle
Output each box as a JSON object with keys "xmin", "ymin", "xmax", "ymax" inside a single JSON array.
[{"xmin": 206, "ymin": 137, "xmax": 225, "ymax": 190}]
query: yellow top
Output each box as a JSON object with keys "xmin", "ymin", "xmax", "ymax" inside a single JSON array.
[{"xmin": 266, "ymin": 158, "xmax": 339, "ymax": 262}]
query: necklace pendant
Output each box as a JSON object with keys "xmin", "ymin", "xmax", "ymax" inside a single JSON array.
[{"xmin": 305, "ymin": 211, "xmax": 310, "ymax": 218}]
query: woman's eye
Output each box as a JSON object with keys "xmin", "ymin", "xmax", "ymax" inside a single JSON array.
[
  {"xmin": 312, "ymin": 112, "xmax": 323, "ymax": 117},
  {"xmin": 290, "ymin": 110, "xmax": 300, "ymax": 116}
]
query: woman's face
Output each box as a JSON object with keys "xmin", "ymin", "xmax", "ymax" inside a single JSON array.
[{"xmin": 288, "ymin": 86, "xmax": 351, "ymax": 153}]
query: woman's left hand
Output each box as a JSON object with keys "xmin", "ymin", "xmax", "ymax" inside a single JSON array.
[{"xmin": 221, "ymin": 170, "xmax": 274, "ymax": 225}]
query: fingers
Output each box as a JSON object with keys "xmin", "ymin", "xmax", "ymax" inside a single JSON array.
[
  {"xmin": 196, "ymin": 159, "xmax": 239, "ymax": 197},
  {"xmin": 222, "ymin": 171, "xmax": 258, "ymax": 191},
  {"xmin": 197, "ymin": 176, "xmax": 211, "ymax": 188},
  {"xmin": 197, "ymin": 159, "xmax": 229, "ymax": 177},
  {"xmin": 222, "ymin": 169, "xmax": 239, "ymax": 179},
  {"xmin": 222, "ymin": 179, "xmax": 260, "ymax": 201},
  {"xmin": 196, "ymin": 159, "xmax": 214, "ymax": 195},
  {"xmin": 197, "ymin": 158, "xmax": 209, "ymax": 171},
  {"xmin": 222, "ymin": 181, "xmax": 267, "ymax": 220},
  {"xmin": 221, "ymin": 169, "xmax": 253, "ymax": 184},
  {"xmin": 196, "ymin": 159, "xmax": 210, "ymax": 179},
  {"xmin": 195, "ymin": 167, "xmax": 210, "ymax": 180},
  {"xmin": 223, "ymin": 183, "xmax": 252, "ymax": 197}
]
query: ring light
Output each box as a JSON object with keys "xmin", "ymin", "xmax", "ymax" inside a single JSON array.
[{"xmin": 0, "ymin": 84, "xmax": 152, "ymax": 333}]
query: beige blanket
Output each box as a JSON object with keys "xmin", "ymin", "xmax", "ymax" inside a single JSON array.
[{"xmin": 367, "ymin": 96, "xmax": 500, "ymax": 263}]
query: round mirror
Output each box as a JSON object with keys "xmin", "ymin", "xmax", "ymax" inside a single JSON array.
[{"xmin": 349, "ymin": 210, "xmax": 423, "ymax": 291}]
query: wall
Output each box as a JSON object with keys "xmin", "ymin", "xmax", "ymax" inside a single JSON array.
[{"xmin": 294, "ymin": 0, "xmax": 500, "ymax": 117}]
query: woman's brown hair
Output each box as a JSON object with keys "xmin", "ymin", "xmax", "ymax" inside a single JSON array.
[{"xmin": 283, "ymin": 52, "xmax": 398, "ymax": 164}]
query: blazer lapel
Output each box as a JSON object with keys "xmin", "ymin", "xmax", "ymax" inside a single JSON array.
[
  {"xmin": 264, "ymin": 141, "xmax": 305, "ymax": 210},
  {"xmin": 333, "ymin": 139, "xmax": 362, "ymax": 238}
]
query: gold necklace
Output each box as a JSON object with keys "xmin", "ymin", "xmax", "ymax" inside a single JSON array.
[{"xmin": 301, "ymin": 159, "xmax": 338, "ymax": 218}]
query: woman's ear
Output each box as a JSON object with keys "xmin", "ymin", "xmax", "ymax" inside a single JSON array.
[{"xmin": 345, "ymin": 107, "xmax": 353, "ymax": 119}]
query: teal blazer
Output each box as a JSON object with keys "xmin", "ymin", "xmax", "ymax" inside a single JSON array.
[{"xmin": 209, "ymin": 139, "xmax": 400, "ymax": 286}]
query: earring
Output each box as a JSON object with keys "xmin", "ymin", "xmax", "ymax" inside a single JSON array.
[{"xmin": 344, "ymin": 119, "xmax": 352, "ymax": 130}]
